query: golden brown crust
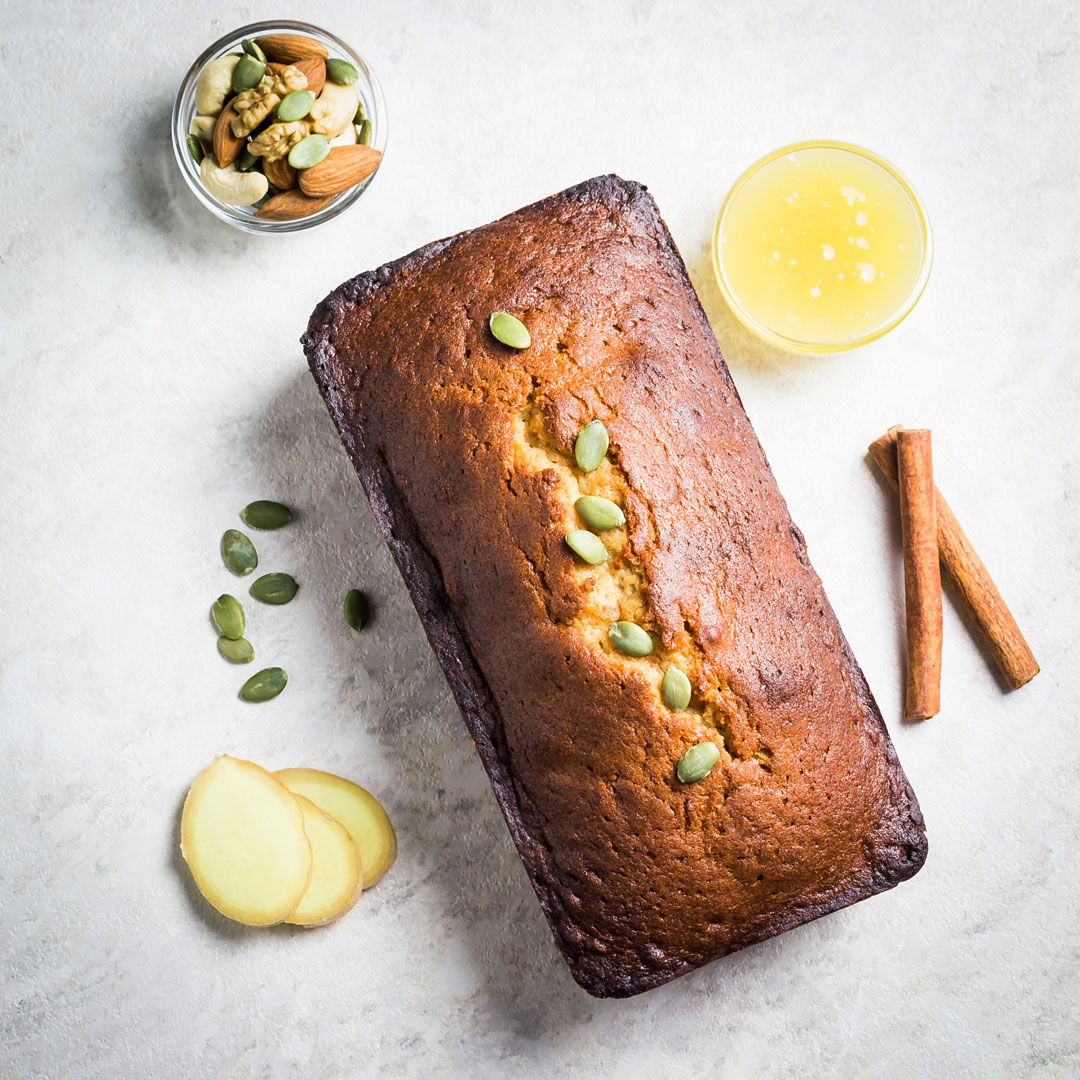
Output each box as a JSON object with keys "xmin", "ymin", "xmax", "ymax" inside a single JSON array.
[{"xmin": 303, "ymin": 175, "xmax": 927, "ymax": 997}]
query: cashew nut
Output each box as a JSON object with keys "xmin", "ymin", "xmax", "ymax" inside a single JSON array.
[
  {"xmin": 194, "ymin": 55, "xmax": 240, "ymax": 116},
  {"xmin": 200, "ymin": 156, "xmax": 269, "ymax": 207},
  {"xmin": 329, "ymin": 122, "xmax": 358, "ymax": 148},
  {"xmin": 189, "ymin": 114, "xmax": 216, "ymax": 148},
  {"xmin": 309, "ymin": 80, "xmax": 358, "ymax": 139}
]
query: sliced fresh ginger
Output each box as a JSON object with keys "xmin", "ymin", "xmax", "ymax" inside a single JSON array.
[
  {"xmin": 285, "ymin": 794, "xmax": 364, "ymax": 927},
  {"xmin": 274, "ymin": 768, "xmax": 397, "ymax": 888},
  {"xmin": 180, "ymin": 755, "xmax": 312, "ymax": 926}
]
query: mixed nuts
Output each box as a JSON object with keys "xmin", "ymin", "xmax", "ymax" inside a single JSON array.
[{"xmin": 187, "ymin": 32, "xmax": 380, "ymax": 221}]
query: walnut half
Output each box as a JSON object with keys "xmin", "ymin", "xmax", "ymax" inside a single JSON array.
[
  {"xmin": 230, "ymin": 65, "xmax": 308, "ymax": 138},
  {"xmin": 248, "ymin": 120, "xmax": 312, "ymax": 163}
]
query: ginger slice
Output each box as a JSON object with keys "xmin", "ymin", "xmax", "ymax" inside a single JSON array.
[
  {"xmin": 285, "ymin": 794, "xmax": 364, "ymax": 927},
  {"xmin": 274, "ymin": 768, "xmax": 397, "ymax": 889},
  {"xmin": 180, "ymin": 756, "xmax": 312, "ymax": 926}
]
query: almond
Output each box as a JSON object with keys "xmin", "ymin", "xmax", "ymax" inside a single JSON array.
[
  {"xmin": 262, "ymin": 155, "xmax": 298, "ymax": 191},
  {"xmin": 270, "ymin": 58, "xmax": 325, "ymax": 97},
  {"xmin": 213, "ymin": 100, "xmax": 245, "ymax": 168},
  {"xmin": 298, "ymin": 145, "xmax": 381, "ymax": 197},
  {"xmin": 255, "ymin": 34, "xmax": 328, "ymax": 63},
  {"xmin": 254, "ymin": 190, "xmax": 334, "ymax": 221}
]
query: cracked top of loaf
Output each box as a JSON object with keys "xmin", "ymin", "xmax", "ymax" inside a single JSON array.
[{"xmin": 303, "ymin": 174, "xmax": 927, "ymax": 997}]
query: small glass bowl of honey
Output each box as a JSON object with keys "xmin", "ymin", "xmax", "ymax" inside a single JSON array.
[{"xmin": 712, "ymin": 140, "xmax": 932, "ymax": 354}]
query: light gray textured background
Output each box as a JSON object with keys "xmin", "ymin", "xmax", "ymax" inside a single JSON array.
[{"xmin": 2, "ymin": 1, "xmax": 1078, "ymax": 1077}]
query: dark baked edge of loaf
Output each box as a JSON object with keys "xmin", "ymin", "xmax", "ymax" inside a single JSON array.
[{"xmin": 302, "ymin": 174, "xmax": 928, "ymax": 997}]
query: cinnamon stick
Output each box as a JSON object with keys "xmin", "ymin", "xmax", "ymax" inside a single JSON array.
[
  {"xmin": 896, "ymin": 430, "xmax": 943, "ymax": 719},
  {"xmin": 868, "ymin": 425, "xmax": 1039, "ymax": 691}
]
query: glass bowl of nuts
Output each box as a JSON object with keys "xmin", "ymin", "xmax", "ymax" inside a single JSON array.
[{"xmin": 171, "ymin": 20, "xmax": 386, "ymax": 233}]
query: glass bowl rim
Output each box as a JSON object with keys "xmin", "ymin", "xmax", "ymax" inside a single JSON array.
[
  {"xmin": 170, "ymin": 18, "xmax": 386, "ymax": 235},
  {"xmin": 711, "ymin": 139, "xmax": 933, "ymax": 355}
]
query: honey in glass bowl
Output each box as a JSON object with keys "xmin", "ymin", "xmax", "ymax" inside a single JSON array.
[{"xmin": 712, "ymin": 141, "xmax": 932, "ymax": 353}]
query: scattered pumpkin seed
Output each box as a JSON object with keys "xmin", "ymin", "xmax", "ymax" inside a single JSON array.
[
  {"xmin": 661, "ymin": 667, "xmax": 692, "ymax": 711},
  {"xmin": 676, "ymin": 741, "xmax": 720, "ymax": 784},
  {"xmin": 278, "ymin": 89, "xmax": 315, "ymax": 122},
  {"xmin": 325, "ymin": 57, "xmax": 359, "ymax": 84},
  {"xmin": 358, "ymin": 119, "xmax": 372, "ymax": 146},
  {"xmin": 231, "ymin": 53, "xmax": 267, "ymax": 92},
  {"xmin": 239, "ymin": 666, "xmax": 288, "ymax": 702},
  {"xmin": 574, "ymin": 420, "xmax": 609, "ymax": 473},
  {"xmin": 241, "ymin": 500, "xmax": 294, "ymax": 530},
  {"xmin": 211, "ymin": 594, "xmax": 245, "ymax": 640},
  {"xmin": 343, "ymin": 588, "xmax": 370, "ymax": 631},
  {"xmin": 218, "ymin": 636, "xmax": 255, "ymax": 664},
  {"xmin": 241, "ymin": 38, "xmax": 266, "ymax": 62},
  {"xmin": 565, "ymin": 529, "xmax": 608, "ymax": 565},
  {"xmin": 608, "ymin": 620, "xmax": 653, "ymax": 657},
  {"xmin": 185, "ymin": 133, "xmax": 204, "ymax": 165},
  {"xmin": 288, "ymin": 133, "xmax": 331, "ymax": 170},
  {"xmin": 249, "ymin": 572, "xmax": 299, "ymax": 605},
  {"xmin": 237, "ymin": 147, "xmax": 258, "ymax": 172},
  {"xmin": 489, "ymin": 311, "xmax": 531, "ymax": 349},
  {"xmin": 221, "ymin": 529, "xmax": 258, "ymax": 576},
  {"xmin": 574, "ymin": 495, "xmax": 625, "ymax": 531},
  {"xmin": 353, "ymin": 99, "xmax": 367, "ymax": 124}
]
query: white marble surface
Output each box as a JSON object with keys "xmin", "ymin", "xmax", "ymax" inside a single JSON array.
[{"xmin": 2, "ymin": 1, "xmax": 1078, "ymax": 1076}]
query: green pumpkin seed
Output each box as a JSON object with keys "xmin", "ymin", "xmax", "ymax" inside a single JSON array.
[
  {"xmin": 676, "ymin": 741, "xmax": 720, "ymax": 784},
  {"xmin": 240, "ymin": 500, "xmax": 294, "ymax": 530},
  {"xmin": 239, "ymin": 666, "xmax": 288, "ymax": 702},
  {"xmin": 241, "ymin": 38, "xmax": 266, "ymax": 63},
  {"xmin": 358, "ymin": 119, "xmax": 372, "ymax": 146},
  {"xmin": 218, "ymin": 636, "xmax": 255, "ymax": 664},
  {"xmin": 278, "ymin": 89, "xmax": 315, "ymax": 122},
  {"xmin": 565, "ymin": 530, "xmax": 608, "ymax": 565},
  {"xmin": 250, "ymin": 572, "xmax": 299, "ymax": 605},
  {"xmin": 237, "ymin": 147, "xmax": 258, "ymax": 172},
  {"xmin": 343, "ymin": 588, "xmax": 370, "ymax": 631},
  {"xmin": 574, "ymin": 420, "xmax": 609, "ymax": 473},
  {"xmin": 221, "ymin": 530, "xmax": 258, "ymax": 576},
  {"xmin": 608, "ymin": 620, "xmax": 653, "ymax": 657},
  {"xmin": 211, "ymin": 594, "xmax": 245, "ymax": 640},
  {"xmin": 231, "ymin": 53, "xmax": 267, "ymax": 92},
  {"xmin": 488, "ymin": 311, "xmax": 531, "ymax": 349},
  {"xmin": 574, "ymin": 495, "xmax": 625, "ymax": 531},
  {"xmin": 661, "ymin": 667, "xmax": 692, "ymax": 711},
  {"xmin": 185, "ymin": 133, "xmax": 204, "ymax": 164},
  {"xmin": 325, "ymin": 58, "xmax": 359, "ymax": 84},
  {"xmin": 288, "ymin": 133, "xmax": 331, "ymax": 170},
  {"xmin": 353, "ymin": 99, "xmax": 367, "ymax": 124}
]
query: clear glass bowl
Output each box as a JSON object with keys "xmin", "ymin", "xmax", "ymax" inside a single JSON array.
[
  {"xmin": 171, "ymin": 20, "xmax": 386, "ymax": 234},
  {"xmin": 711, "ymin": 140, "xmax": 932, "ymax": 354}
]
